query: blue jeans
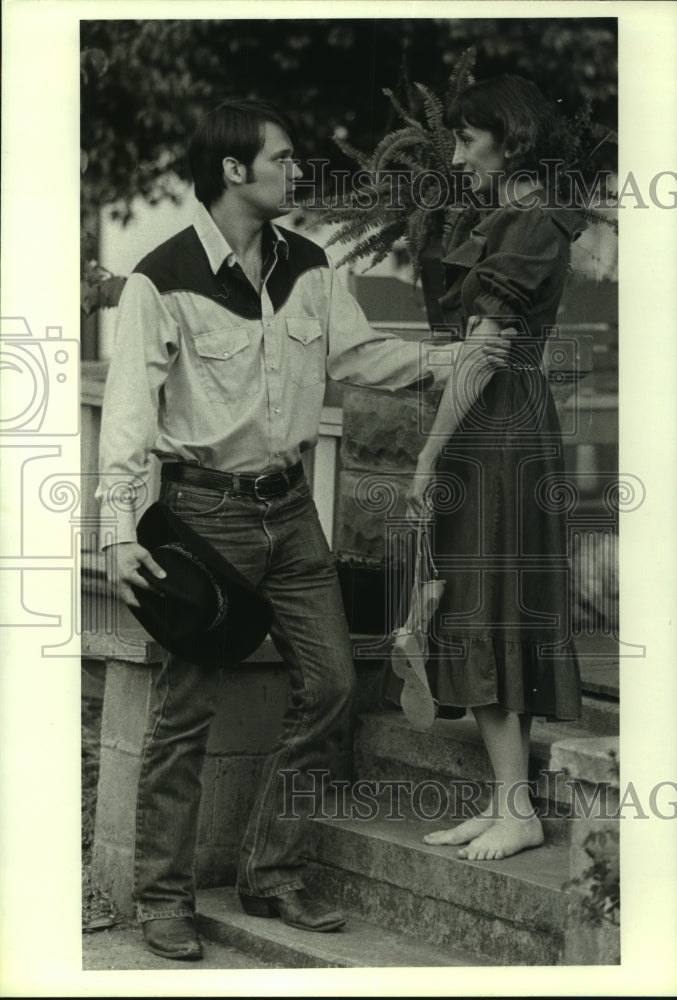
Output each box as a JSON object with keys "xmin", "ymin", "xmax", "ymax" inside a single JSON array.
[{"xmin": 133, "ymin": 476, "xmax": 356, "ymax": 921}]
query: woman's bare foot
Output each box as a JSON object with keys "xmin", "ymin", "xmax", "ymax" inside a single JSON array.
[
  {"xmin": 457, "ymin": 814, "xmax": 544, "ymax": 861},
  {"xmin": 423, "ymin": 812, "xmax": 496, "ymax": 846}
]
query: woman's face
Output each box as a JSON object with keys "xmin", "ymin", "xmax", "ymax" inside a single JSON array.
[{"xmin": 451, "ymin": 124, "xmax": 507, "ymax": 194}]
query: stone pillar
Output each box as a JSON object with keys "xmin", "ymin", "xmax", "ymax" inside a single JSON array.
[
  {"xmin": 551, "ymin": 736, "xmax": 621, "ymax": 965},
  {"xmin": 336, "ymin": 385, "xmax": 439, "ymax": 564}
]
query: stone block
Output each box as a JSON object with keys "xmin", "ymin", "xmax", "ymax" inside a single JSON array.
[
  {"xmin": 195, "ymin": 848, "xmax": 237, "ymax": 890},
  {"xmin": 340, "ymin": 386, "xmax": 437, "ymax": 474},
  {"xmin": 305, "ymin": 863, "xmax": 563, "ymax": 966},
  {"xmin": 564, "ymin": 916, "xmax": 620, "ymax": 965},
  {"xmin": 550, "ymin": 736, "xmax": 619, "ymax": 788},
  {"xmin": 550, "ymin": 735, "xmax": 620, "ymax": 962},
  {"xmin": 100, "ymin": 660, "xmax": 159, "ymax": 754},
  {"xmin": 205, "ymin": 664, "xmax": 288, "ymax": 754},
  {"xmin": 94, "ymin": 745, "xmax": 142, "ymax": 848},
  {"xmin": 207, "ymin": 756, "xmax": 267, "ymax": 850},
  {"xmin": 91, "ymin": 841, "xmax": 135, "ymax": 918},
  {"xmin": 335, "ymin": 468, "xmax": 411, "ymax": 562}
]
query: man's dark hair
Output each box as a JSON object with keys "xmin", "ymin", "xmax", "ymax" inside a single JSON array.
[{"xmin": 188, "ymin": 98, "xmax": 294, "ymax": 207}]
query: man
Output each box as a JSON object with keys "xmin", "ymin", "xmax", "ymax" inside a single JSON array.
[{"xmin": 98, "ymin": 98, "xmax": 511, "ymax": 961}]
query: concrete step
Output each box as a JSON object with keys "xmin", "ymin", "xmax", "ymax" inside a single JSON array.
[
  {"xmin": 352, "ymin": 710, "xmax": 619, "ymax": 845},
  {"xmin": 304, "ymin": 810, "xmax": 572, "ymax": 966},
  {"xmin": 577, "ymin": 634, "xmax": 620, "ymax": 703},
  {"xmin": 195, "ymin": 885, "xmax": 484, "ymax": 968},
  {"xmin": 577, "ymin": 693, "xmax": 618, "ymax": 737}
]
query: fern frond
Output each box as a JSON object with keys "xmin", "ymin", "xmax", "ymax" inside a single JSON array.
[
  {"xmin": 370, "ymin": 126, "xmax": 432, "ymax": 171},
  {"xmin": 307, "ymin": 201, "xmax": 369, "ymax": 229},
  {"xmin": 334, "ymin": 219, "xmax": 407, "ymax": 270},
  {"xmin": 382, "ymin": 87, "xmax": 426, "ymax": 131},
  {"xmin": 581, "ymin": 207, "xmax": 618, "ymax": 233},
  {"xmin": 445, "ymin": 46, "xmax": 477, "ymax": 110},
  {"xmin": 332, "ymin": 135, "xmax": 371, "ymax": 170},
  {"xmin": 406, "ymin": 206, "xmax": 439, "ymax": 284},
  {"xmin": 414, "ymin": 81, "xmax": 456, "ymax": 173},
  {"xmin": 323, "ymin": 202, "xmax": 394, "ymax": 249},
  {"xmin": 382, "ymin": 148, "xmax": 428, "ymax": 176}
]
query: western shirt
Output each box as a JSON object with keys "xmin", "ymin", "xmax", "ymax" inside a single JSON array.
[{"xmin": 98, "ymin": 203, "xmax": 459, "ymax": 544}]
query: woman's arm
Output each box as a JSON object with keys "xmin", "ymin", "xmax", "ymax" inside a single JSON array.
[{"xmin": 406, "ymin": 316, "xmax": 514, "ymax": 519}]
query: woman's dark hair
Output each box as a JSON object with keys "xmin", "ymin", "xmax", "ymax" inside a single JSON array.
[
  {"xmin": 188, "ymin": 98, "xmax": 294, "ymax": 207},
  {"xmin": 448, "ymin": 75, "xmax": 574, "ymax": 180}
]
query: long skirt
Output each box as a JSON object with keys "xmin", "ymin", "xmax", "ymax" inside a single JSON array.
[{"xmin": 386, "ymin": 366, "xmax": 581, "ymax": 721}]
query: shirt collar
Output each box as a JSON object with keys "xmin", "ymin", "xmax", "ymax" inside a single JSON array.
[{"xmin": 192, "ymin": 202, "xmax": 289, "ymax": 274}]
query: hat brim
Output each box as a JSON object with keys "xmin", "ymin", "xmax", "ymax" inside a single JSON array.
[{"xmin": 129, "ymin": 502, "xmax": 273, "ymax": 668}]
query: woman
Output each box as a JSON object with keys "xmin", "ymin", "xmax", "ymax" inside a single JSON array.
[{"xmin": 392, "ymin": 75, "xmax": 585, "ymax": 861}]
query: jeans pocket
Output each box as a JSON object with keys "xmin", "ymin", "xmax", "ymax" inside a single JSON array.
[{"xmin": 170, "ymin": 484, "xmax": 228, "ymax": 517}]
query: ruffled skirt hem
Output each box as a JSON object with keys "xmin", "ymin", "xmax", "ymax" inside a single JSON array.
[{"xmin": 384, "ymin": 634, "xmax": 582, "ymax": 722}]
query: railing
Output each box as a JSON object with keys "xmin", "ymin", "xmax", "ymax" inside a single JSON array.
[{"xmin": 83, "ymin": 311, "xmax": 617, "ymax": 554}]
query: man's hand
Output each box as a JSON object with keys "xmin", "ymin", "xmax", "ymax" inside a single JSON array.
[
  {"xmin": 451, "ymin": 317, "xmax": 516, "ymax": 406},
  {"xmin": 105, "ymin": 541, "xmax": 167, "ymax": 608},
  {"xmin": 462, "ymin": 315, "xmax": 516, "ymax": 370}
]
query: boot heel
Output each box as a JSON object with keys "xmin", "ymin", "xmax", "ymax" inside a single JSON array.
[{"xmin": 239, "ymin": 892, "xmax": 279, "ymax": 917}]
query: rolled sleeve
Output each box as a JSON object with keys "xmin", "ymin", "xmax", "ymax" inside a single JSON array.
[{"xmin": 96, "ymin": 273, "xmax": 179, "ymax": 546}]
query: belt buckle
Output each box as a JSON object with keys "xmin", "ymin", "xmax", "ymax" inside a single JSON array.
[{"xmin": 254, "ymin": 470, "xmax": 289, "ymax": 500}]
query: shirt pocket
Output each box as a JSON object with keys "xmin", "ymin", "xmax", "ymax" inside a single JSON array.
[
  {"xmin": 286, "ymin": 318, "xmax": 325, "ymax": 388},
  {"xmin": 193, "ymin": 325, "xmax": 252, "ymax": 403}
]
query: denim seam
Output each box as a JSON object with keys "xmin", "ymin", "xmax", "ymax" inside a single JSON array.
[
  {"xmin": 133, "ymin": 660, "xmax": 173, "ymax": 908},
  {"xmin": 241, "ymin": 606, "xmax": 312, "ymax": 895}
]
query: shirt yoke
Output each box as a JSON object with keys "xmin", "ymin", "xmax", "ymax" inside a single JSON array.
[{"xmin": 133, "ymin": 223, "xmax": 329, "ymax": 320}]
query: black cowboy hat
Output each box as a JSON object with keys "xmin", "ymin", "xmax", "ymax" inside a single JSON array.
[{"xmin": 128, "ymin": 502, "xmax": 273, "ymax": 668}]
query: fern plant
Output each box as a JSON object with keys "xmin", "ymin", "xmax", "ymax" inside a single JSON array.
[
  {"xmin": 308, "ymin": 47, "xmax": 479, "ymax": 285},
  {"xmin": 307, "ymin": 47, "xmax": 617, "ymax": 283}
]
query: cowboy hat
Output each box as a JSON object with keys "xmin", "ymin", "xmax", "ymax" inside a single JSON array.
[{"xmin": 128, "ymin": 502, "xmax": 273, "ymax": 668}]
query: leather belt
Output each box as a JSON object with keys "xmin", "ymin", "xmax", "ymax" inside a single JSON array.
[{"xmin": 162, "ymin": 460, "xmax": 305, "ymax": 500}]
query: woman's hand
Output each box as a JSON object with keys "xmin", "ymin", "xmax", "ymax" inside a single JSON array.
[{"xmin": 405, "ymin": 460, "xmax": 437, "ymax": 522}]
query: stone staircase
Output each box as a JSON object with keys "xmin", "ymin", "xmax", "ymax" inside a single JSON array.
[{"xmin": 194, "ymin": 637, "xmax": 620, "ymax": 968}]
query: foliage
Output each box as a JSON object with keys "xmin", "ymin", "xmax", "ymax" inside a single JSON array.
[
  {"xmin": 79, "ymin": 19, "xmax": 617, "ymax": 313},
  {"xmin": 565, "ymin": 826, "xmax": 621, "ymax": 926},
  {"xmin": 563, "ymin": 751, "xmax": 621, "ymax": 927},
  {"xmin": 308, "ymin": 48, "xmax": 479, "ymax": 283},
  {"xmin": 81, "ymin": 224, "xmax": 127, "ymax": 316},
  {"xmin": 308, "ymin": 47, "xmax": 616, "ymax": 282},
  {"xmin": 81, "ymin": 18, "xmax": 618, "ymax": 224}
]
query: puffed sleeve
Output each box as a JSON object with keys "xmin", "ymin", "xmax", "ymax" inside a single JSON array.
[{"xmin": 471, "ymin": 205, "xmax": 566, "ymax": 318}]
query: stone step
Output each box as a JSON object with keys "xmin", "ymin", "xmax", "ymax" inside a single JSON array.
[
  {"xmin": 352, "ymin": 710, "xmax": 619, "ymax": 845},
  {"xmin": 195, "ymin": 885, "xmax": 483, "ymax": 968},
  {"xmin": 304, "ymin": 810, "xmax": 573, "ymax": 966},
  {"xmin": 577, "ymin": 634, "xmax": 620, "ymax": 702},
  {"xmin": 577, "ymin": 693, "xmax": 618, "ymax": 737}
]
